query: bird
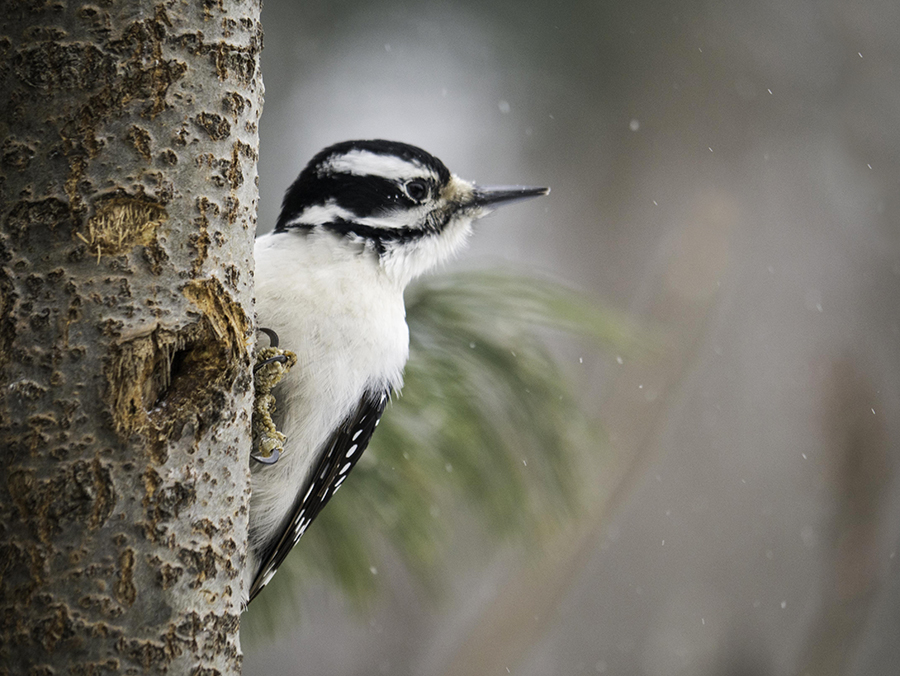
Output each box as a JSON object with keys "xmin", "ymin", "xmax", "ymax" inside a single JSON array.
[{"xmin": 246, "ymin": 139, "xmax": 548, "ymax": 605}]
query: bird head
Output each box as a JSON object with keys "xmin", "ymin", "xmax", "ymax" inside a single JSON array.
[{"xmin": 275, "ymin": 139, "xmax": 548, "ymax": 285}]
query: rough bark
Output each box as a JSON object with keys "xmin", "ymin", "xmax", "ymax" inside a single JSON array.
[{"xmin": 0, "ymin": 1, "xmax": 262, "ymax": 673}]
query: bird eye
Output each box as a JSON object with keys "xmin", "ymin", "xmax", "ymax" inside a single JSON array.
[{"xmin": 403, "ymin": 179, "xmax": 430, "ymax": 202}]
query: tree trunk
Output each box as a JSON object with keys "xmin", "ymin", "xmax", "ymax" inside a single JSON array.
[{"xmin": 0, "ymin": 1, "xmax": 262, "ymax": 673}]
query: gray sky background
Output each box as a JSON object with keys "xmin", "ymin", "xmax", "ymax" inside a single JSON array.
[{"xmin": 244, "ymin": 1, "xmax": 900, "ymax": 674}]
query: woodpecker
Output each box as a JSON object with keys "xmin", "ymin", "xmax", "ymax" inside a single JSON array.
[{"xmin": 247, "ymin": 139, "xmax": 548, "ymax": 604}]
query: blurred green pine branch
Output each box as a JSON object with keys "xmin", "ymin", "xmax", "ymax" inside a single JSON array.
[{"xmin": 243, "ymin": 269, "xmax": 640, "ymax": 639}]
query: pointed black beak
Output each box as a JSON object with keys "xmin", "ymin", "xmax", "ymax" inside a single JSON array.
[{"xmin": 470, "ymin": 185, "xmax": 550, "ymax": 209}]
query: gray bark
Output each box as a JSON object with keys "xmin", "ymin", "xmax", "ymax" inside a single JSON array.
[{"xmin": 0, "ymin": 1, "xmax": 262, "ymax": 673}]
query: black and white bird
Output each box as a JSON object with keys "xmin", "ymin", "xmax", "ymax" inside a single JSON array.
[{"xmin": 247, "ymin": 139, "xmax": 548, "ymax": 604}]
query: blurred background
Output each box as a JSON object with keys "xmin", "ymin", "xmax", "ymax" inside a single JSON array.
[{"xmin": 242, "ymin": 0, "xmax": 900, "ymax": 674}]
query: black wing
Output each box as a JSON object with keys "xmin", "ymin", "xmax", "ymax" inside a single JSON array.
[{"xmin": 248, "ymin": 388, "xmax": 390, "ymax": 603}]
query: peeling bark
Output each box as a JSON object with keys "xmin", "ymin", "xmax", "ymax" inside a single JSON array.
[{"xmin": 0, "ymin": 1, "xmax": 262, "ymax": 673}]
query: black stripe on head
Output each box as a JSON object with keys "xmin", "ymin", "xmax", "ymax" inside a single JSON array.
[
  {"xmin": 275, "ymin": 140, "xmax": 451, "ymax": 232},
  {"xmin": 278, "ymin": 174, "xmax": 413, "ymax": 230},
  {"xmin": 290, "ymin": 219, "xmax": 428, "ymax": 256}
]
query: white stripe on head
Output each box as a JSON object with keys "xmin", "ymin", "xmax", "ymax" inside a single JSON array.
[
  {"xmin": 284, "ymin": 199, "xmax": 356, "ymax": 227},
  {"xmin": 356, "ymin": 211, "xmax": 429, "ymax": 230},
  {"xmin": 285, "ymin": 198, "xmax": 432, "ymax": 232},
  {"xmin": 322, "ymin": 150, "xmax": 439, "ymax": 182}
]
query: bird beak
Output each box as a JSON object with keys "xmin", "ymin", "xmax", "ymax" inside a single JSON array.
[{"xmin": 470, "ymin": 185, "xmax": 550, "ymax": 209}]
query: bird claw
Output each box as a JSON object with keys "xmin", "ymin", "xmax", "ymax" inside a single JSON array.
[
  {"xmin": 250, "ymin": 448, "xmax": 281, "ymax": 465},
  {"xmin": 254, "ymin": 353, "xmax": 288, "ymax": 373},
  {"xmin": 259, "ymin": 327, "xmax": 280, "ymax": 348},
  {"xmin": 251, "ymin": 328, "xmax": 297, "ymax": 465}
]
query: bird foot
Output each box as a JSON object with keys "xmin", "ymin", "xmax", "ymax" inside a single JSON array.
[{"xmin": 251, "ymin": 329, "xmax": 298, "ymax": 465}]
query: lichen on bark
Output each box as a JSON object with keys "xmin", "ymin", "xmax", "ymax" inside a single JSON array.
[{"xmin": 0, "ymin": 1, "xmax": 262, "ymax": 674}]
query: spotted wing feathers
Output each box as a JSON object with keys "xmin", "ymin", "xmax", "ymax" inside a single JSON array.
[{"xmin": 248, "ymin": 389, "xmax": 390, "ymax": 602}]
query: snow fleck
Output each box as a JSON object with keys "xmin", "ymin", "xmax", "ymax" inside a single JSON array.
[
  {"xmin": 616, "ymin": 355, "xmax": 624, "ymax": 364},
  {"xmin": 800, "ymin": 525, "xmax": 816, "ymax": 547},
  {"xmin": 805, "ymin": 289, "xmax": 823, "ymax": 312},
  {"xmin": 498, "ymin": 100, "xmax": 511, "ymax": 114},
  {"xmin": 781, "ymin": 600, "xmax": 787, "ymax": 609},
  {"xmin": 629, "ymin": 119, "xmax": 640, "ymax": 131}
]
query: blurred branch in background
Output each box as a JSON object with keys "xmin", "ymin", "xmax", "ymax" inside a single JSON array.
[
  {"xmin": 242, "ymin": 269, "xmax": 642, "ymax": 643},
  {"xmin": 794, "ymin": 356, "xmax": 891, "ymax": 676},
  {"xmin": 435, "ymin": 193, "xmax": 733, "ymax": 676},
  {"xmin": 246, "ymin": 0, "xmax": 900, "ymax": 670}
]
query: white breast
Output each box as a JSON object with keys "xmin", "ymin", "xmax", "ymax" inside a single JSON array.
[{"xmin": 249, "ymin": 230, "xmax": 409, "ymax": 553}]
